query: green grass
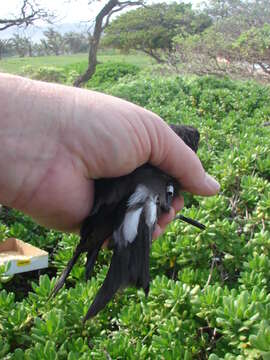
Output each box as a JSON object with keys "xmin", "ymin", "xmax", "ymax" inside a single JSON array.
[
  {"xmin": 0, "ymin": 51, "xmax": 153, "ymax": 74},
  {"xmin": 99, "ymin": 52, "xmax": 153, "ymax": 68}
]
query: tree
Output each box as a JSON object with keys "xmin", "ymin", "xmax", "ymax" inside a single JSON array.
[
  {"xmin": 171, "ymin": 0, "xmax": 270, "ymax": 80},
  {"xmin": 204, "ymin": 0, "xmax": 270, "ymax": 27},
  {"xmin": 63, "ymin": 32, "xmax": 89, "ymax": 54},
  {"xmin": 27, "ymin": 36, "xmax": 33, "ymax": 57},
  {"xmin": 102, "ymin": 2, "xmax": 212, "ymax": 63},
  {"xmin": 73, "ymin": 0, "xmax": 144, "ymax": 87},
  {"xmin": 10, "ymin": 34, "xmax": 31, "ymax": 57},
  {"xmin": 233, "ymin": 24, "xmax": 270, "ymax": 75},
  {"xmin": 0, "ymin": 39, "xmax": 11, "ymax": 60},
  {"xmin": 43, "ymin": 28, "xmax": 65, "ymax": 56},
  {"xmin": 0, "ymin": 0, "xmax": 53, "ymax": 31}
]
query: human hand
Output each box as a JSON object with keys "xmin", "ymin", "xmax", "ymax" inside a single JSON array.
[{"xmin": 0, "ymin": 73, "xmax": 220, "ymax": 234}]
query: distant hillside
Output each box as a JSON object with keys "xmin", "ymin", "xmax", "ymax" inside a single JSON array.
[{"xmin": 0, "ymin": 22, "xmax": 90, "ymax": 42}]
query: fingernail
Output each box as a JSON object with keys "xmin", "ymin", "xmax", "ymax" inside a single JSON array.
[{"xmin": 205, "ymin": 173, "xmax": 220, "ymax": 194}]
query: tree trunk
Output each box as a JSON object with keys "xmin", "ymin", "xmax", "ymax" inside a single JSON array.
[
  {"xmin": 28, "ymin": 43, "xmax": 32, "ymax": 57},
  {"xmin": 141, "ymin": 49, "xmax": 165, "ymax": 64},
  {"xmin": 73, "ymin": 0, "xmax": 118, "ymax": 87}
]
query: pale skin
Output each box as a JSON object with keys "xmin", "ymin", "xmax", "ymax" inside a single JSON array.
[{"xmin": 0, "ymin": 73, "xmax": 220, "ymax": 238}]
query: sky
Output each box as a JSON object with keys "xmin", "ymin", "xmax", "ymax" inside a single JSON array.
[
  {"xmin": 0, "ymin": 0, "xmax": 204, "ymax": 39},
  {"xmin": 0, "ymin": 0, "xmax": 117, "ymax": 39},
  {"xmin": 0, "ymin": 0, "xmax": 203, "ymax": 22},
  {"xmin": 0, "ymin": 0, "xmax": 104, "ymax": 24}
]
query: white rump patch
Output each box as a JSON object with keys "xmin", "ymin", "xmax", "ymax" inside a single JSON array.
[
  {"xmin": 114, "ymin": 207, "xmax": 143, "ymax": 245},
  {"xmin": 114, "ymin": 185, "xmax": 157, "ymax": 246},
  {"xmin": 145, "ymin": 199, "xmax": 157, "ymax": 227},
  {"xmin": 127, "ymin": 184, "xmax": 149, "ymax": 207}
]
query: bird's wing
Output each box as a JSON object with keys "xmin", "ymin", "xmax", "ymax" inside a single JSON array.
[
  {"xmin": 51, "ymin": 212, "xmax": 113, "ymax": 297},
  {"xmin": 51, "ymin": 173, "xmax": 146, "ymax": 298},
  {"xmin": 50, "ymin": 245, "xmax": 83, "ymax": 299},
  {"xmin": 83, "ymin": 242, "xmax": 131, "ymax": 322},
  {"xmin": 84, "ymin": 214, "xmax": 115, "ymax": 280},
  {"xmin": 83, "ymin": 186, "xmax": 157, "ymax": 321},
  {"xmin": 90, "ymin": 176, "xmax": 133, "ymax": 216}
]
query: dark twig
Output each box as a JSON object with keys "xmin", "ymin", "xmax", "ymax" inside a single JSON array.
[
  {"xmin": 0, "ymin": 0, "xmax": 53, "ymax": 31},
  {"xmin": 174, "ymin": 215, "xmax": 206, "ymax": 230}
]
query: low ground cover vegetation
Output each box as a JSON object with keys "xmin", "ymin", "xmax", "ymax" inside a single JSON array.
[
  {"xmin": 0, "ymin": 51, "xmax": 152, "ymax": 75},
  {"xmin": 0, "ymin": 63, "xmax": 270, "ymax": 359}
]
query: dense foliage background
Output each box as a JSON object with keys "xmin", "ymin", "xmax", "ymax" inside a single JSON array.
[
  {"xmin": 1, "ymin": 0, "xmax": 269, "ymax": 82},
  {"xmin": 1, "ymin": 63, "xmax": 270, "ymax": 359}
]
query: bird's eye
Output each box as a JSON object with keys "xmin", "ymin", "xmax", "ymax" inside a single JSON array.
[{"xmin": 166, "ymin": 184, "xmax": 174, "ymax": 197}]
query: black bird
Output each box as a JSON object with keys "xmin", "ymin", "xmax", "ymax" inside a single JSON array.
[{"xmin": 50, "ymin": 124, "xmax": 204, "ymax": 322}]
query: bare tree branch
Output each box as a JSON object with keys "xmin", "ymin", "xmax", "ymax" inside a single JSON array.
[
  {"xmin": 118, "ymin": 0, "xmax": 144, "ymax": 6},
  {"xmin": 102, "ymin": 5, "xmax": 127, "ymax": 31},
  {"xmin": 102, "ymin": 0, "xmax": 144, "ymax": 30},
  {"xmin": 0, "ymin": 0, "xmax": 54, "ymax": 31}
]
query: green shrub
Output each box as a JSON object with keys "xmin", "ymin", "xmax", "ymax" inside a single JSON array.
[
  {"xmin": 1, "ymin": 75, "xmax": 270, "ymax": 358},
  {"xmin": 63, "ymin": 61, "xmax": 140, "ymax": 89},
  {"xmin": 86, "ymin": 62, "xmax": 140, "ymax": 89},
  {"xmin": 22, "ymin": 65, "xmax": 66, "ymax": 83}
]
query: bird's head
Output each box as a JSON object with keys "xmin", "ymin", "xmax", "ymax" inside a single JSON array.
[{"xmin": 169, "ymin": 124, "xmax": 200, "ymax": 153}]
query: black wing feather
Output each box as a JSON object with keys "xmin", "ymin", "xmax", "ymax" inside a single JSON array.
[
  {"xmin": 83, "ymin": 246, "xmax": 131, "ymax": 322},
  {"xmin": 83, "ymin": 207, "xmax": 154, "ymax": 321},
  {"xmin": 50, "ymin": 245, "xmax": 83, "ymax": 298},
  {"xmin": 85, "ymin": 247, "xmax": 101, "ymax": 280}
]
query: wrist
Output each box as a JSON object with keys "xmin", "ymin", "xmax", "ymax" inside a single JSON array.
[{"xmin": 0, "ymin": 74, "xmax": 61, "ymax": 208}]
